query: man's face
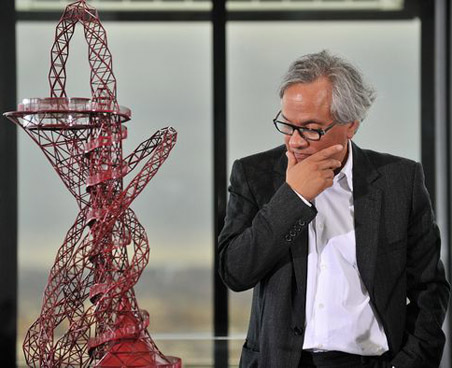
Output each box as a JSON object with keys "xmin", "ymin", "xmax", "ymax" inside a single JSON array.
[{"xmin": 281, "ymin": 78, "xmax": 358, "ymax": 165}]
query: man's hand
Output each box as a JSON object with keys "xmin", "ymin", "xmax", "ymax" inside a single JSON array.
[{"xmin": 286, "ymin": 144, "xmax": 343, "ymax": 201}]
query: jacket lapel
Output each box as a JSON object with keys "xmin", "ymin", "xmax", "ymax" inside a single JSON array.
[
  {"xmin": 352, "ymin": 142, "xmax": 382, "ymax": 298},
  {"xmin": 272, "ymin": 148, "xmax": 286, "ymax": 191},
  {"xmin": 272, "ymin": 148, "xmax": 309, "ymax": 330}
]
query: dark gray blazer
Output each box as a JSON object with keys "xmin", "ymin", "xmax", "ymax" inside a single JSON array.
[{"xmin": 218, "ymin": 142, "xmax": 450, "ymax": 368}]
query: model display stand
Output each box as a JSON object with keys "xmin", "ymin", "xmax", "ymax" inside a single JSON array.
[{"xmin": 4, "ymin": 1, "xmax": 182, "ymax": 367}]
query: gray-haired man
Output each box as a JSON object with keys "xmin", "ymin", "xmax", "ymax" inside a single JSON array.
[{"xmin": 218, "ymin": 50, "xmax": 450, "ymax": 368}]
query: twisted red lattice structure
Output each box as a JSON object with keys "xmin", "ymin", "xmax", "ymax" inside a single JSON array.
[{"xmin": 4, "ymin": 1, "xmax": 181, "ymax": 366}]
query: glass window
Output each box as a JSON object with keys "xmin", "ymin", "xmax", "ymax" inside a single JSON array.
[
  {"xmin": 17, "ymin": 21, "xmax": 213, "ymax": 366},
  {"xmin": 226, "ymin": 0, "xmax": 405, "ymax": 11},
  {"xmin": 227, "ymin": 19, "xmax": 420, "ymax": 365},
  {"xmin": 16, "ymin": 0, "xmax": 211, "ymax": 11}
]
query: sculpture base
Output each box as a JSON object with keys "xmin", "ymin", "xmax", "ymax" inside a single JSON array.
[{"xmin": 96, "ymin": 338, "xmax": 182, "ymax": 368}]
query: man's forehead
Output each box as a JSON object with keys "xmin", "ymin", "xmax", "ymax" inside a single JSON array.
[
  {"xmin": 282, "ymin": 80, "xmax": 332, "ymax": 103},
  {"xmin": 279, "ymin": 111, "xmax": 325, "ymax": 125}
]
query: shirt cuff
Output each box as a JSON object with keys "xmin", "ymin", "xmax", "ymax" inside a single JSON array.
[{"xmin": 292, "ymin": 188, "xmax": 312, "ymax": 207}]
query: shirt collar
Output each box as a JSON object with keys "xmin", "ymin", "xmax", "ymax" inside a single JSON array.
[{"xmin": 334, "ymin": 140, "xmax": 353, "ymax": 192}]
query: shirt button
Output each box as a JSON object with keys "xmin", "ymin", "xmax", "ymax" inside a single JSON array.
[
  {"xmin": 318, "ymin": 344, "xmax": 323, "ymax": 349},
  {"xmin": 320, "ymin": 264, "xmax": 327, "ymax": 271},
  {"xmin": 318, "ymin": 303, "xmax": 324, "ymax": 309},
  {"xmin": 318, "ymin": 222, "xmax": 324, "ymax": 230}
]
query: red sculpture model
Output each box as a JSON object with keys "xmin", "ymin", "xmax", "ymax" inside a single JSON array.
[{"xmin": 4, "ymin": 1, "xmax": 182, "ymax": 366}]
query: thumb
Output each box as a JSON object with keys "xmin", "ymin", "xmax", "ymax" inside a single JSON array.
[{"xmin": 286, "ymin": 150, "xmax": 297, "ymax": 171}]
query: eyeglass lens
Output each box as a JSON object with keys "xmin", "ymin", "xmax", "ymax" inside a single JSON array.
[{"xmin": 275, "ymin": 122, "xmax": 321, "ymax": 140}]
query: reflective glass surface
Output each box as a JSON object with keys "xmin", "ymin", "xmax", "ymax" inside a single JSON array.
[{"xmin": 17, "ymin": 21, "xmax": 213, "ymax": 366}]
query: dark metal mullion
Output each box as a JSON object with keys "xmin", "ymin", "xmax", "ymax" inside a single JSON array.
[
  {"xmin": 420, "ymin": 0, "xmax": 436, "ymax": 207},
  {"xmin": 213, "ymin": 0, "xmax": 229, "ymax": 367},
  {"xmin": 0, "ymin": 0, "xmax": 17, "ymax": 366},
  {"xmin": 447, "ymin": 0, "xmax": 452, "ymax": 366},
  {"xmin": 228, "ymin": 9, "xmax": 417, "ymax": 21},
  {"xmin": 17, "ymin": 10, "xmax": 211, "ymax": 21},
  {"xmin": 16, "ymin": 12, "xmax": 415, "ymax": 23},
  {"xmin": 17, "ymin": 8, "xmax": 419, "ymax": 23},
  {"xmin": 433, "ymin": 1, "xmax": 451, "ymax": 365}
]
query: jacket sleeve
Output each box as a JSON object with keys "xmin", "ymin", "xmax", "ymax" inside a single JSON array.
[
  {"xmin": 218, "ymin": 159, "xmax": 317, "ymax": 292},
  {"xmin": 391, "ymin": 162, "xmax": 450, "ymax": 368}
]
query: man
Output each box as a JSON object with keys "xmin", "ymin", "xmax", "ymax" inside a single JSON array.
[{"xmin": 218, "ymin": 50, "xmax": 450, "ymax": 368}]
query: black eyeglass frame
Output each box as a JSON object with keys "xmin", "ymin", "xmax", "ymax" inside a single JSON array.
[{"xmin": 272, "ymin": 110, "xmax": 339, "ymax": 141}]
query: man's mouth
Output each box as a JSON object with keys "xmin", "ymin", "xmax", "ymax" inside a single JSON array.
[{"xmin": 293, "ymin": 152, "xmax": 311, "ymax": 161}]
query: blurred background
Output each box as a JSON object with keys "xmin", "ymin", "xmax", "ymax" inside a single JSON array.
[{"xmin": 0, "ymin": 0, "xmax": 451, "ymax": 367}]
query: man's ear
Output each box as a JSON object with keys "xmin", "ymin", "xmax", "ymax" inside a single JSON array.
[{"xmin": 347, "ymin": 120, "xmax": 360, "ymax": 138}]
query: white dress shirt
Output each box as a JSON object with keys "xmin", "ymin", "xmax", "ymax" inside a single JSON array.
[{"xmin": 297, "ymin": 141, "xmax": 389, "ymax": 356}]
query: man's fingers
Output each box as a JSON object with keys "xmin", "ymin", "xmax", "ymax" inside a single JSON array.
[
  {"xmin": 286, "ymin": 150, "xmax": 297, "ymax": 170},
  {"xmin": 317, "ymin": 159, "xmax": 342, "ymax": 170},
  {"xmin": 314, "ymin": 144, "xmax": 344, "ymax": 160},
  {"xmin": 325, "ymin": 169, "xmax": 335, "ymax": 179}
]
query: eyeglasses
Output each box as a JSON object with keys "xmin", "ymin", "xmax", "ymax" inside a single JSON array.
[{"xmin": 273, "ymin": 111, "xmax": 338, "ymax": 141}]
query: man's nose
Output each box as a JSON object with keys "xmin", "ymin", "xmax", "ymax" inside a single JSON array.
[{"xmin": 289, "ymin": 130, "xmax": 309, "ymax": 148}]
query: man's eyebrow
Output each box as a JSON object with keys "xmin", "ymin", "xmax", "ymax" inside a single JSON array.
[{"xmin": 280, "ymin": 113, "xmax": 324, "ymax": 127}]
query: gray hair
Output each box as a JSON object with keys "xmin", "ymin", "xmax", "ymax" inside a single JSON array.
[{"xmin": 279, "ymin": 50, "xmax": 376, "ymax": 124}]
